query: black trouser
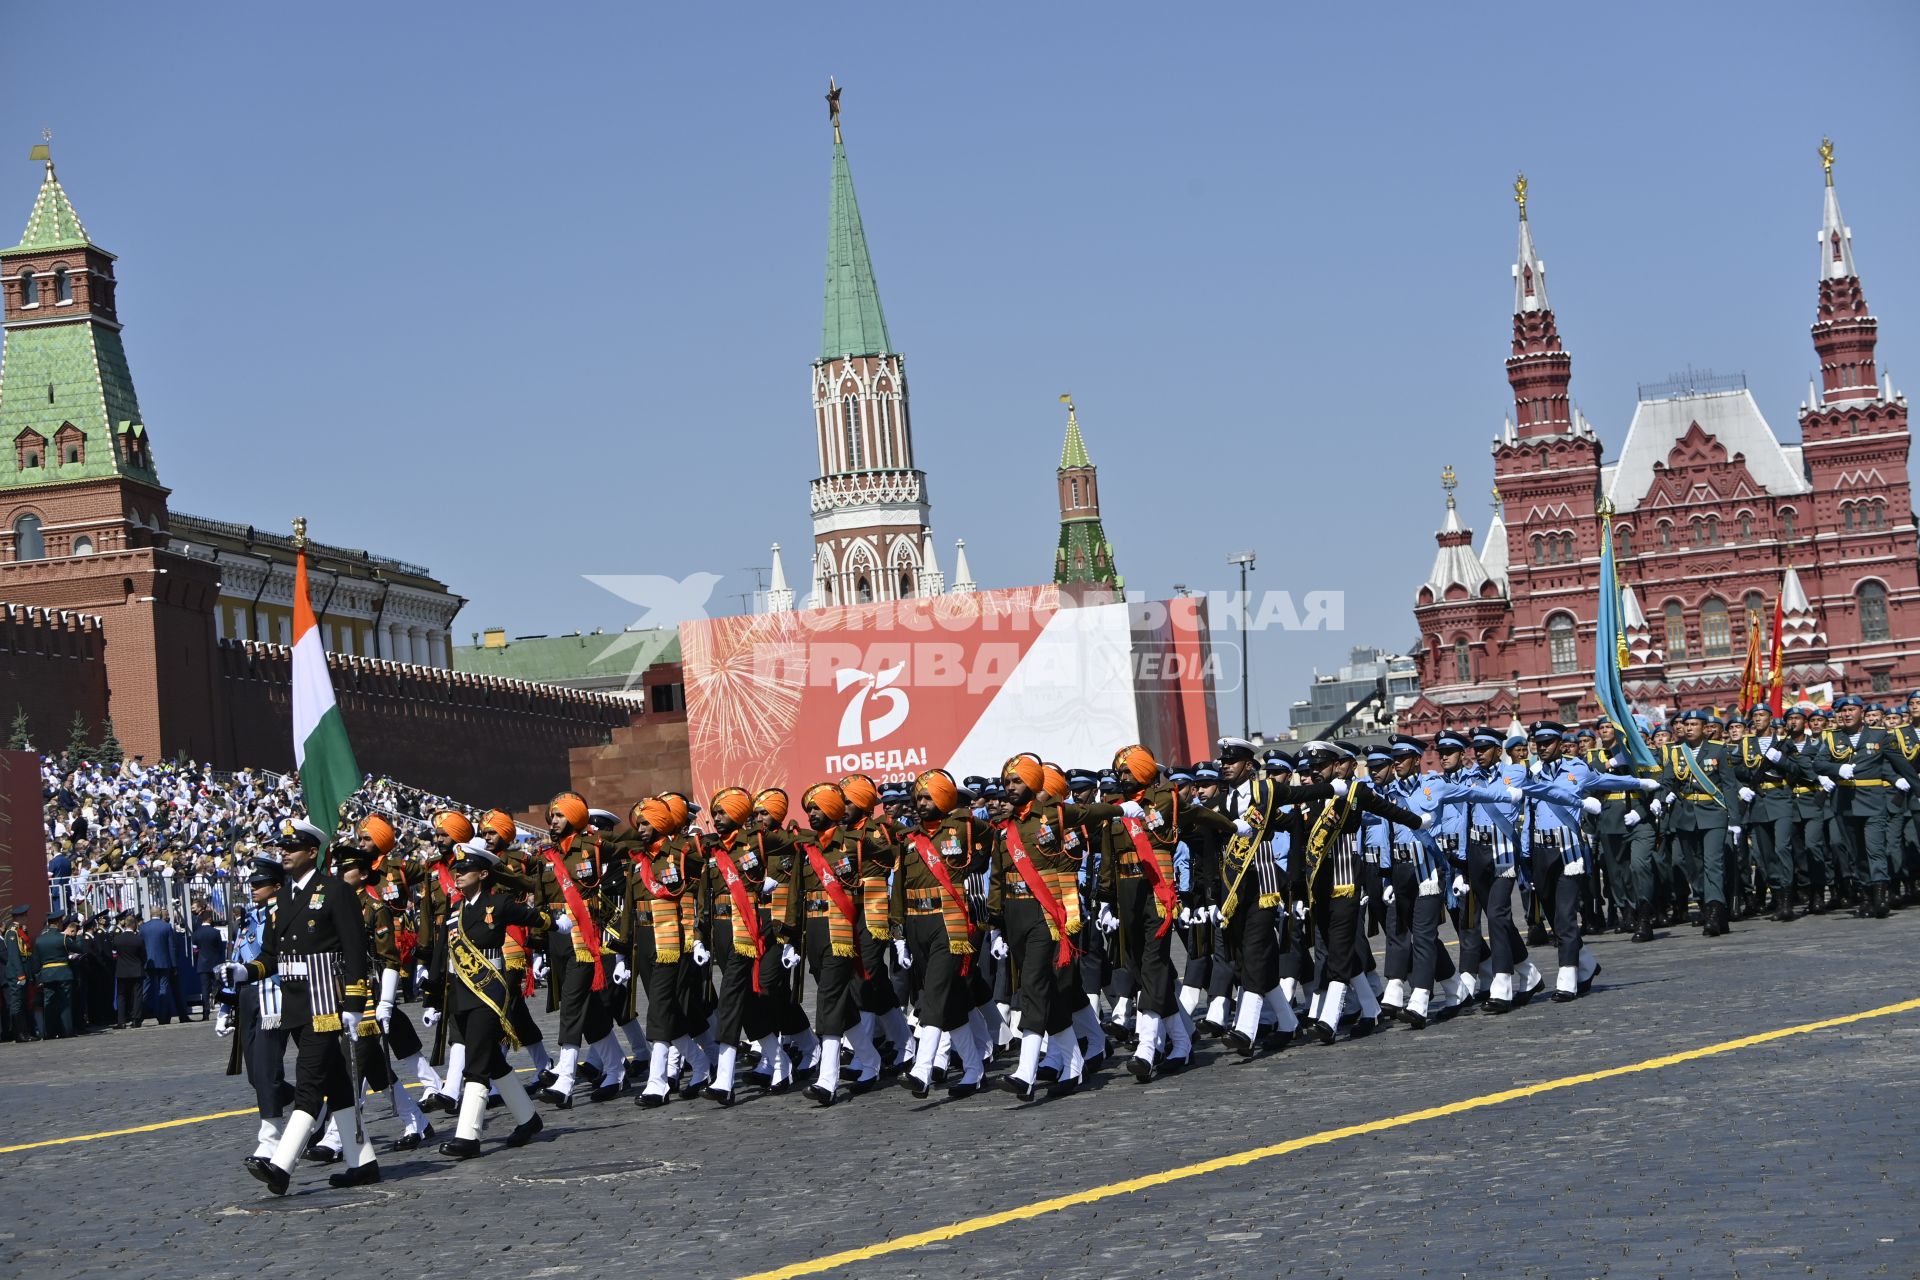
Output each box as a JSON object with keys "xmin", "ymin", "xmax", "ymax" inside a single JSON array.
[
  {"xmin": 237, "ymin": 985, "xmax": 292, "ymax": 1117},
  {"xmin": 710, "ymin": 916, "xmax": 771, "ymax": 1043},
  {"xmin": 904, "ymin": 914, "xmax": 972, "ymax": 1032},
  {"xmin": 1382, "ymin": 863, "xmax": 1417, "ymax": 983},
  {"xmin": 1409, "ymin": 892, "xmax": 1454, "ymax": 994},
  {"xmin": 1462, "ymin": 841, "xmax": 1526, "ymax": 978},
  {"xmin": 40, "ymin": 982, "xmax": 73, "ymax": 1038},
  {"xmin": 802, "ymin": 917, "xmax": 861, "ymax": 1038},
  {"xmin": 451, "ymin": 1002, "xmax": 512, "ymax": 1087},
  {"xmin": 754, "ymin": 913, "xmax": 810, "ymax": 1037},
  {"xmin": 1531, "ymin": 847, "xmax": 1583, "ymax": 968},
  {"xmin": 1222, "ymin": 900, "xmax": 1281, "ymax": 995},
  {"xmin": 195, "ymin": 969, "xmax": 217, "ymax": 1018},
  {"xmin": 116, "ymin": 975, "xmax": 143, "ymax": 1025},
  {"xmin": 545, "ymin": 937, "xmax": 597, "ymax": 1047},
  {"xmin": 1077, "ymin": 920, "xmax": 1113, "ymax": 1002},
  {"xmin": 288, "ymin": 1024, "xmax": 353, "ymax": 1115},
  {"xmin": 1310, "ymin": 894, "xmax": 1361, "ymax": 987},
  {"xmin": 1002, "ymin": 898, "xmax": 1074, "ymax": 1035},
  {"xmin": 855, "ymin": 912, "xmax": 898, "ymax": 1016},
  {"xmin": 1113, "ymin": 875, "xmax": 1176, "ymax": 1017},
  {"xmin": 639, "ymin": 933, "xmax": 697, "ymax": 1044}
]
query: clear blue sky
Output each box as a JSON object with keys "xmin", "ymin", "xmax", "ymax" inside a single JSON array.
[{"xmin": 6, "ymin": 3, "xmax": 1917, "ymax": 733}]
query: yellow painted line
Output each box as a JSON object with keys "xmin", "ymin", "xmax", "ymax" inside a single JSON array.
[
  {"xmin": 0, "ymin": 1067, "xmax": 538, "ymax": 1155},
  {"xmin": 735, "ymin": 995, "xmax": 1920, "ymax": 1280}
]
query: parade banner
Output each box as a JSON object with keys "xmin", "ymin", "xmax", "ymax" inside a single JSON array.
[{"xmin": 681, "ymin": 586, "xmax": 1217, "ymax": 801}]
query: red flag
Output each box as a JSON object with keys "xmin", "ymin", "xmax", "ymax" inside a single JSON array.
[
  {"xmin": 1738, "ymin": 613, "xmax": 1764, "ymax": 713},
  {"xmin": 1767, "ymin": 583, "xmax": 1787, "ymax": 716}
]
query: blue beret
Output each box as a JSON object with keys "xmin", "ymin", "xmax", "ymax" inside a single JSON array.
[{"xmin": 1504, "ymin": 734, "xmax": 1527, "ymax": 751}]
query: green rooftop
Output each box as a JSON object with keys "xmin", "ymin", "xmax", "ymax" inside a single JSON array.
[
  {"xmin": 8, "ymin": 160, "xmax": 93, "ymax": 254},
  {"xmin": 820, "ymin": 140, "xmax": 892, "ymax": 361},
  {"xmin": 451, "ymin": 627, "xmax": 681, "ymax": 690},
  {"xmin": 1060, "ymin": 404, "xmax": 1092, "ymax": 469}
]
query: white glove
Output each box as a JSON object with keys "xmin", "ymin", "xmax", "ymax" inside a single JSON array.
[
  {"xmin": 1640, "ymin": 778, "xmax": 1662, "ymax": 792},
  {"xmin": 1581, "ymin": 796, "xmax": 1603, "ymax": 815},
  {"xmin": 989, "ymin": 931, "xmax": 1010, "ymax": 960},
  {"xmin": 1728, "ymin": 826, "xmax": 1742, "ymax": 840},
  {"xmin": 218, "ymin": 961, "xmax": 249, "ymax": 987},
  {"xmin": 1738, "ymin": 787, "xmax": 1756, "ymax": 804},
  {"xmin": 1291, "ymin": 900, "xmax": 1308, "ymax": 921},
  {"xmin": 1529, "ymin": 760, "xmax": 1544, "ymax": 775},
  {"xmin": 894, "ymin": 939, "xmax": 910, "ymax": 968},
  {"xmin": 1381, "ymin": 884, "xmax": 1396, "ymax": 905},
  {"xmin": 1450, "ymin": 874, "xmax": 1469, "ymax": 898},
  {"xmin": 531, "ymin": 955, "xmax": 549, "ymax": 980},
  {"xmin": 780, "ymin": 943, "xmax": 801, "ymax": 970},
  {"xmin": 375, "ymin": 1001, "xmax": 393, "ymax": 1033},
  {"xmin": 1898, "ymin": 778, "xmax": 1913, "ymax": 793},
  {"xmin": 1233, "ymin": 818, "xmax": 1254, "ymax": 838},
  {"xmin": 1096, "ymin": 905, "xmax": 1119, "ymax": 934},
  {"xmin": 553, "ymin": 912, "xmax": 574, "ymax": 934},
  {"xmin": 1819, "ymin": 776, "xmax": 1836, "ymax": 793},
  {"xmin": 214, "ymin": 1010, "xmax": 233, "ymax": 1038},
  {"xmin": 691, "ymin": 941, "xmax": 711, "ymax": 967},
  {"xmin": 415, "ymin": 963, "xmax": 430, "ymax": 986},
  {"xmin": 1120, "ymin": 800, "xmax": 1146, "ymax": 821},
  {"xmin": 343, "ymin": 1016, "xmax": 361, "ymax": 1042},
  {"xmin": 1623, "ymin": 810, "xmax": 1642, "ymax": 829},
  {"xmin": 1650, "ymin": 799, "xmax": 1663, "ymax": 817},
  {"xmin": 1564, "ymin": 857, "xmax": 1585, "ymax": 875},
  {"xmin": 1177, "ymin": 906, "xmax": 1194, "ymax": 925},
  {"xmin": 762, "ymin": 877, "xmax": 779, "ymax": 895},
  {"xmin": 1764, "ymin": 747, "xmax": 1784, "ymax": 764},
  {"xmin": 1330, "ymin": 779, "xmax": 1349, "ymax": 797},
  {"xmin": 612, "ymin": 959, "xmax": 631, "ymax": 986},
  {"xmin": 1839, "ymin": 763, "xmax": 1856, "ymax": 780},
  {"xmin": 1412, "ymin": 812, "xmax": 1429, "ymax": 830},
  {"xmin": 420, "ymin": 1007, "xmax": 440, "ymax": 1028},
  {"xmin": 1506, "ymin": 786, "xmax": 1525, "ymax": 803}
]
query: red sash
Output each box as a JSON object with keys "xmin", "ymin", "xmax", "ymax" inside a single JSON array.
[
  {"xmin": 711, "ymin": 842, "xmax": 766, "ymax": 993},
  {"xmin": 801, "ymin": 842, "xmax": 868, "ymax": 980},
  {"xmin": 1120, "ymin": 815, "xmax": 1179, "ymax": 939},
  {"xmin": 1000, "ymin": 820, "xmax": 1074, "ymax": 967},
  {"xmin": 907, "ymin": 830, "xmax": 974, "ymax": 976},
  {"xmin": 541, "ymin": 841, "xmax": 606, "ymax": 991},
  {"xmin": 433, "ymin": 863, "xmax": 461, "ymax": 908}
]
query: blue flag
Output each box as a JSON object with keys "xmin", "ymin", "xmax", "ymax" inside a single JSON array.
[{"xmin": 1596, "ymin": 517, "xmax": 1658, "ymax": 770}]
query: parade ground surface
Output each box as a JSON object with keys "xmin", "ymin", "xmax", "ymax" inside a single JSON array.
[{"xmin": 3, "ymin": 912, "xmax": 1916, "ymax": 1280}]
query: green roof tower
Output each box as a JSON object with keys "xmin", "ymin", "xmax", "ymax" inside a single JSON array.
[{"xmin": 1053, "ymin": 395, "xmax": 1122, "ymax": 591}]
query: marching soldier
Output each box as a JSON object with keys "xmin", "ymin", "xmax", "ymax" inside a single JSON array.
[
  {"xmin": 220, "ymin": 820, "xmax": 379, "ymax": 1196},
  {"xmin": 746, "ymin": 788, "xmax": 814, "ymax": 1091},
  {"xmin": 433, "ymin": 841, "xmax": 548, "ymax": 1158},
  {"xmin": 1658, "ymin": 711, "xmax": 1738, "ymax": 936},
  {"xmin": 786, "ymin": 782, "xmax": 888, "ymax": 1105},
  {"xmin": 840, "ymin": 773, "xmax": 913, "ymax": 1073},
  {"xmin": 1784, "ymin": 694, "xmax": 1920, "ymax": 918},
  {"xmin": 620, "ymin": 796, "xmax": 713, "ymax": 1105},
  {"xmin": 1734, "ymin": 705, "xmax": 1801, "ymax": 922},
  {"xmin": 531, "ymin": 792, "xmax": 612, "ymax": 1106},
  {"xmin": 31, "ymin": 912, "xmax": 74, "ymax": 1039},
  {"xmin": 697, "ymin": 788, "xmax": 775, "ymax": 1105},
  {"xmin": 334, "ymin": 841, "xmax": 435, "ymax": 1151}
]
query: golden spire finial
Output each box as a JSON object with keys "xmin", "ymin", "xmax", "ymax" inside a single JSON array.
[
  {"xmin": 1489, "ymin": 485, "xmax": 1501, "ymax": 513},
  {"xmin": 1441, "ymin": 464, "xmax": 1458, "ymax": 508},
  {"xmin": 1514, "ymin": 171, "xmax": 1528, "ymax": 220},
  {"xmin": 292, "ymin": 516, "xmax": 308, "ymax": 549},
  {"xmin": 1059, "ymin": 391, "xmax": 1076, "ymax": 424},
  {"xmin": 1819, "ymin": 136, "xmax": 1835, "ymax": 187},
  {"xmin": 826, "ymin": 77, "xmax": 842, "ymax": 144}
]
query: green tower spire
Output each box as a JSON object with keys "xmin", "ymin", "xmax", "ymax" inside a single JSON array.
[
  {"xmin": 1053, "ymin": 397, "xmax": 1122, "ymax": 590},
  {"xmin": 819, "ymin": 99, "xmax": 892, "ymax": 361},
  {"xmin": 0, "ymin": 152, "xmax": 162, "ymax": 495}
]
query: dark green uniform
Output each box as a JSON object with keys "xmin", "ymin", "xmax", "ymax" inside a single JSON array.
[{"xmin": 31, "ymin": 926, "xmax": 75, "ymax": 1038}]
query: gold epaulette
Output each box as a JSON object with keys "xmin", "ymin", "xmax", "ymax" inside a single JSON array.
[{"xmin": 343, "ymin": 980, "xmax": 370, "ymax": 998}]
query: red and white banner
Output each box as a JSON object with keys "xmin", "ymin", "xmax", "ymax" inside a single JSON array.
[{"xmin": 681, "ymin": 586, "xmax": 1216, "ymax": 799}]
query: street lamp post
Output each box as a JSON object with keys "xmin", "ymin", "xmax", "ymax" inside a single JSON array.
[{"xmin": 1227, "ymin": 551, "xmax": 1257, "ymax": 737}]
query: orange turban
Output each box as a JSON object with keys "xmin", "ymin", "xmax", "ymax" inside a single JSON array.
[
  {"xmin": 1041, "ymin": 763, "xmax": 1068, "ymax": 802},
  {"xmin": 754, "ymin": 788, "xmax": 790, "ymax": 825},
  {"xmin": 914, "ymin": 769, "xmax": 959, "ymax": 813},
  {"xmin": 839, "ymin": 774, "xmax": 880, "ymax": 811},
  {"xmin": 635, "ymin": 797, "xmax": 676, "ymax": 835},
  {"xmin": 712, "ymin": 788, "xmax": 753, "ymax": 826},
  {"xmin": 480, "ymin": 809, "xmax": 517, "ymax": 843},
  {"xmin": 662, "ymin": 793, "xmax": 691, "ymax": 832},
  {"xmin": 1002, "ymin": 754, "xmax": 1045, "ymax": 793},
  {"xmin": 1114, "ymin": 744, "xmax": 1158, "ymax": 786},
  {"xmin": 431, "ymin": 810, "xmax": 474, "ymax": 843},
  {"xmin": 357, "ymin": 814, "xmax": 396, "ymax": 856},
  {"xmin": 803, "ymin": 783, "xmax": 848, "ymax": 823},
  {"xmin": 548, "ymin": 792, "xmax": 589, "ymax": 832}
]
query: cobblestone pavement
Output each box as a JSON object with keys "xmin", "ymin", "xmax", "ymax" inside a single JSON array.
[{"xmin": 2, "ymin": 908, "xmax": 1916, "ymax": 1279}]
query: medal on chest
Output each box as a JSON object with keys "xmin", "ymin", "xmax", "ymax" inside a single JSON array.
[
  {"xmin": 1035, "ymin": 821, "xmax": 1057, "ymax": 850},
  {"xmin": 484, "ymin": 905, "xmax": 495, "ymax": 927},
  {"xmin": 1146, "ymin": 808, "xmax": 1166, "ymax": 831}
]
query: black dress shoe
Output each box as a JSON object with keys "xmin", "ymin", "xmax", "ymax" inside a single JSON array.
[
  {"xmin": 1035, "ymin": 1065, "xmax": 1061, "ymax": 1086},
  {"xmin": 765, "ymin": 1079, "xmax": 793, "ymax": 1096},
  {"xmin": 1484, "ymin": 999, "xmax": 1515, "ymax": 1016},
  {"xmin": 908, "ymin": 1076, "xmax": 932, "ymax": 1100},
  {"xmin": 439, "ymin": 1137, "xmax": 482, "ymax": 1160},
  {"xmin": 1160, "ymin": 1053, "xmax": 1191, "ymax": 1074},
  {"xmin": 1082, "ymin": 1050, "xmax": 1107, "ymax": 1074},
  {"xmin": 388, "ymin": 1125, "xmax": 433, "ymax": 1152},
  {"xmin": 1308, "ymin": 1019, "xmax": 1337, "ymax": 1045},
  {"xmin": 1000, "ymin": 1075, "xmax": 1038, "ymax": 1101},
  {"xmin": 930, "ymin": 1065, "xmax": 949, "ymax": 1085},
  {"xmin": 328, "ymin": 1162, "xmax": 381, "ymax": 1188},
  {"xmin": 804, "ymin": 1083, "xmax": 837, "ymax": 1106},
  {"xmin": 417, "ymin": 1093, "xmax": 445, "ymax": 1115},
  {"xmin": 303, "ymin": 1144, "xmax": 342, "ymax": 1165},
  {"xmin": 1577, "ymin": 964, "xmax": 1601, "ymax": 996},
  {"xmin": 945, "ymin": 1080, "xmax": 981, "ymax": 1100},
  {"xmin": 590, "ymin": 1083, "xmax": 623, "ymax": 1103},
  {"xmin": 261, "ymin": 1161, "xmax": 291, "ymax": 1196},
  {"xmin": 702, "ymin": 1085, "xmax": 737, "ymax": 1107},
  {"xmin": 538, "ymin": 1088, "xmax": 573, "ymax": 1109},
  {"xmin": 243, "ymin": 1155, "xmax": 275, "ymax": 1185},
  {"xmin": 535, "ymin": 1070, "xmax": 557, "ymax": 1091},
  {"xmin": 1222, "ymin": 1029, "xmax": 1255, "ymax": 1058},
  {"xmin": 505, "ymin": 1114, "xmax": 544, "ymax": 1147},
  {"xmin": 1196, "ymin": 1019, "xmax": 1228, "ymax": 1039},
  {"xmin": 1550, "ymin": 989, "xmax": 1577, "ymax": 1003},
  {"xmin": 1046, "ymin": 1077, "xmax": 1080, "ymax": 1098},
  {"xmin": 637, "ymin": 1090, "xmax": 668, "ymax": 1108},
  {"xmin": 1124, "ymin": 1057, "xmax": 1155, "ymax": 1083},
  {"xmin": 846, "ymin": 1073, "xmax": 880, "ymax": 1096},
  {"xmin": 577, "ymin": 1061, "xmax": 604, "ymax": 1084}
]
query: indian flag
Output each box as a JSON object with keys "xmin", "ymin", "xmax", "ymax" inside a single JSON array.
[{"xmin": 293, "ymin": 538, "xmax": 359, "ymax": 841}]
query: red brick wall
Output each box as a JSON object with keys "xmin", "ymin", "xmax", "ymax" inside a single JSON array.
[
  {"xmin": 0, "ymin": 605, "xmax": 110, "ymax": 749},
  {"xmin": 218, "ymin": 640, "xmax": 637, "ymax": 814}
]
